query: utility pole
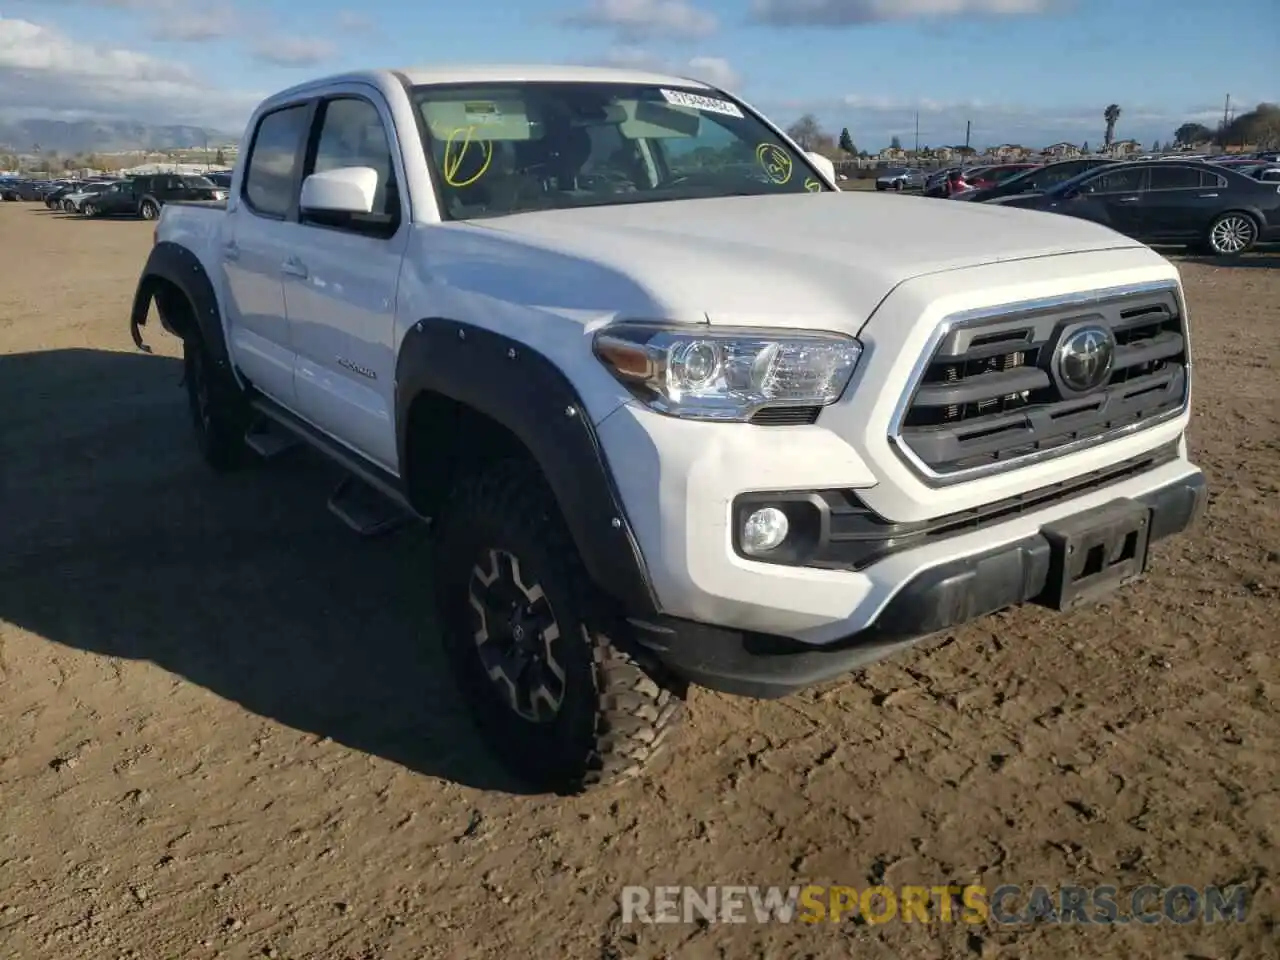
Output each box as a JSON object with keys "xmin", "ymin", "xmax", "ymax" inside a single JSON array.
[
  {"xmin": 914, "ymin": 112, "xmax": 920, "ymax": 157},
  {"xmin": 1221, "ymin": 94, "xmax": 1231, "ymax": 134},
  {"xmin": 964, "ymin": 120, "xmax": 971, "ymax": 167}
]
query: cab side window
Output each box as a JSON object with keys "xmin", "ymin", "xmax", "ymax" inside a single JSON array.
[
  {"xmin": 1089, "ymin": 168, "xmax": 1146, "ymax": 194},
  {"xmin": 303, "ymin": 96, "xmax": 401, "ymax": 236},
  {"xmin": 242, "ymin": 103, "xmax": 310, "ymax": 218},
  {"xmin": 1149, "ymin": 166, "xmax": 1202, "ymax": 191}
]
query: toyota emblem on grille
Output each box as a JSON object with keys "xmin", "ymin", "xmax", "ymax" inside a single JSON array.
[{"xmin": 1056, "ymin": 324, "xmax": 1116, "ymax": 392}]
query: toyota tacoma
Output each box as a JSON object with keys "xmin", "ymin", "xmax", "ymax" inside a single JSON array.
[{"xmin": 129, "ymin": 65, "xmax": 1206, "ymax": 794}]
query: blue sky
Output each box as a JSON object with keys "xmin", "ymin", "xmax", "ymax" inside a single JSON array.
[{"xmin": 1, "ymin": 0, "xmax": 1275, "ymax": 149}]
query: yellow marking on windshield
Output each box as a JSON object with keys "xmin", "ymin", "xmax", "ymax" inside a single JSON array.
[
  {"xmin": 442, "ymin": 126, "xmax": 494, "ymax": 187},
  {"xmin": 756, "ymin": 143, "xmax": 793, "ymax": 185}
]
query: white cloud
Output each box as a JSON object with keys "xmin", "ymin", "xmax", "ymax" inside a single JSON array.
[
  {"xmin": 564, "ymin": 0, "xmax": 718, "ymax": 41},
  {"xmin": 751, "ymin": 0, "xmax": 1055, "ymax": 26},
  {"xmin": 248, "ymin": 35, "xmax": 336, "ymax": 67},
  {"xmin": 0, "ymin": 16, "xmax": 259, "ymax": 128},
  {"xmin": 153, "ymin": 12, "xmax": 236, "ymax": 41},
  {"xmin": 594, "ymin": 46, "xmax": 741, "ymax": 89}
]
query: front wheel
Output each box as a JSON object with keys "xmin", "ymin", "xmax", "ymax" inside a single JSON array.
[
  {"xmin": 433, "ymin": 461, "xmax": 686, "ymax": 794},
  {"xmin": 139, "ymin": 200, "xmax": 159, "ymax": 220},
  {"xmin": 62, "ymin": 200, "xmax": 75, "ymax": 212},
  {"xmin": 1206, "ymin": 212, "xmax": 1258, "ymax": 256},
  {"xmin": 82, "ymin": 203, "xmax": 97, "ymax": 217}
]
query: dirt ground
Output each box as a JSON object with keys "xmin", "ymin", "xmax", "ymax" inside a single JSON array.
[{"xmin": 0, "ymin": 203, "xmax": 1276, "ymax": 960}]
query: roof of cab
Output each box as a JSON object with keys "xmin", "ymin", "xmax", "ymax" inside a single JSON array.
[
  {"xmin": 399, "ymin": 63, "xmax": 715, "ymax": 88},
  {"xmin": 264, "ymin": 64, "xmax": 715, "ymax": 102},
  {"xmin": 253, "ymin": 65, "xmax": 720, "ymax": 117}
]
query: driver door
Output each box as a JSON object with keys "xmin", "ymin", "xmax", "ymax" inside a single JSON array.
[{"xmin": 1081, "ymin": 166, "xmax": 1149, "ymax": 236}]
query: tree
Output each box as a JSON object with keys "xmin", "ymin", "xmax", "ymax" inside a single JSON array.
[
  {"xmin": 838, "ymin": 127, "xmax": 855, "ymax": 154},
  {"xmin": 1174, "ymin": 122, "xmax": 1213, "ymax": 146},
  {"xmin": 1216, "ymin": 102, "xmax": 1280, "ymax": 149},
  {"xmin": 1103, "ymin": 104, "xmax": 1121, "ymax": 148},
  {"xmin": 889, "ymin": 135, "xmax": 902, "ymax": 151},
  {"xmin": 1082, "ymin": 140, "xmax": 1090, "ymax": 153},
  {"xmin": 785, "ymin": 114, "xmax": 824, "ymax": 150},
  {"xmin": 215, "ymin": 148, "xmax": 226, "ymax": 165}
]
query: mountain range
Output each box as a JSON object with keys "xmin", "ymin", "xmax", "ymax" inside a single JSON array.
[{"xmin": 0, "ymin": 118, "xmax": 238, "ymax": 155}]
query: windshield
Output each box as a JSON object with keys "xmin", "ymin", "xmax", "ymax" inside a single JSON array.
[
  {"xmin": 183, "ymin": 176, "xmax": 216, "ymax": 188},
  {"xmin": 411, "ymin": 82, "xmax": 832, "ymax": 220}
]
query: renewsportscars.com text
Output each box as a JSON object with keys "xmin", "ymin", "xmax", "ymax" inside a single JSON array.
[{"xmin": 620, "ymin": 884, "xmax": 1250, "ymax": 926}]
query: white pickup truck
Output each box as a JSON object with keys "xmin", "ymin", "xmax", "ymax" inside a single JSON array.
[{"xmin": 130, "ymin": 65, "xmax": 1206, "ymax": 794}]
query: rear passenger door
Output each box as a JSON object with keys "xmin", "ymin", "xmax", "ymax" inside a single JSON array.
[
  {"xmin": 283, "ymin": 90, "xmax": 407, "ymax": 471},
  {"xmin": 1143, "ymin": 165, "xmax": 1221, "ymax": 240},
  {"xmin": 222, "ymin": 100, "xmax": 314, "ymax": 407}
]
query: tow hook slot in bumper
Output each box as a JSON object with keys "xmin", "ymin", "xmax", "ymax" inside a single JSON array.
[{"xmin": 1035, "ymin": 498, "xmax": 1152, "ymax": 611}]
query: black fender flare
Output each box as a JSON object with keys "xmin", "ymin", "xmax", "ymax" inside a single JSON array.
[
  {"xmin": 395, "ymin": 320, "xmax": 660, "ymax": 619},
  {"xmin": 129, "ymin": 241, "xmax": 231, "ymax": 374}
]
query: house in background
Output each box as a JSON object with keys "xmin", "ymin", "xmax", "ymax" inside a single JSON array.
[
  {"xmin": 1043, "ymin": 141, "xmax": 1083, "ymax": 159},
  {"xmin": 987, "ymin": 143, "xmax": 1032, "ymax": 161},
  {"xmin": 1105, "ymin": 139, "xmax": 1142, "ymax": 157},
  {"xmin": 877, "ymin": 146, "xmax": 908, "ymax": 162}
]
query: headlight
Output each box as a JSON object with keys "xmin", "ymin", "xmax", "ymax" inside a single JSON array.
[{"xmin": 592, "ymin": 322, "xmax": 862, "ymax": 421}]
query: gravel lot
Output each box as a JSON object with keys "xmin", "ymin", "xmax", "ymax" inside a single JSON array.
[{"xmin": 0, "ymin": 203, "xmax": 1276, "ymax": 960}]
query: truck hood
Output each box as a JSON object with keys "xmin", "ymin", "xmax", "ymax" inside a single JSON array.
[{"xmin": 464, "ymin": 191, "xmax": 1142, "ymax": 328}]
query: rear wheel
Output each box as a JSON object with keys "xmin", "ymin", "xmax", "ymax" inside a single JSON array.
[
  {"xmin": 82, "ymin": 203, "xmax": 97, "ymax": 217},
  {"xmin": 183, "ymin": 333, "xmax": 249, "ymax": 471},
  {"xmin": 433, "ymin": 460, "xmax": 686, "ymax": 794},
  {"xmin": 139, "ymin": 199, "xmax": 159, "ymax": 220},
  {"xmin": 1206, "ymin": 212, "xmax": 1258, "ymax": 256},
  {"xmin": 62, "ymin": 200, "xmax": 74, "ymax": 212}
]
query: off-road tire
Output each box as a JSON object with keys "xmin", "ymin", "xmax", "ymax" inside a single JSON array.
[
  {"xmin": 182, "ymin": 333, "xmax": 250, "ymax": 471},
  {"xmin": 140, "ymin": 199, "xmax": 160, "ymax": 220},
  {"xmin": 433, "ymin": 460, "xmax": 686, "ymax": 795}
]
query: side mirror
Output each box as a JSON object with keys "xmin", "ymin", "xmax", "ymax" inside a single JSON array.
[
  {"xmin": 805, "ymin": 152, "xmax": 836, "ymax": 184},
  {"xmin": 300, "ymin": 166, "xmax": 377, "ymax": 215}
]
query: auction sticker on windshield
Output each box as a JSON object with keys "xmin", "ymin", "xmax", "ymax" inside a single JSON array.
[{"xmin": 659, "ymin": 89, "xmax": 744, "ymax": 119}]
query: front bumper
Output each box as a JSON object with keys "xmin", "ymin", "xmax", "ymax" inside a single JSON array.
[{"xmin": 634, "ymin": 470, "xmax": 1205, "ymax": 698}]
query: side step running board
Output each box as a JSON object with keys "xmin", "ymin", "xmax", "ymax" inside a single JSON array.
[
  {"xmin": 246, "ymin": 396, "xmax": 424, "ymax": 538},
  {"xmin": 244, "ymin": 418, "xmax": 300, "ymax": 459},
  {"xmin": 327, "ymin": 475, "xmax": 414, "ymax": 538}
]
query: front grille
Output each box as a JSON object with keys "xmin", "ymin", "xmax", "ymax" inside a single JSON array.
[{"xmin": 894, "ymin": 284, "xmax": 1187, "ymax": 478}]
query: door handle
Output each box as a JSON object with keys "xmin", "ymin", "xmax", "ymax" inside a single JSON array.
[
  {"xmin": 222, "ymin": 240, "xmax": 239, "ymax": 261},
  {"xmin": 1115, "ymin": 196, "xmax": 1140, "ymax": 202},
  {"xmin": 281, "ymin": 256, "xmax": 308, "ymax": 279},
  {"xmin": 1198, "ymin": 193, "xmax": 1218, "ymax": 198}
]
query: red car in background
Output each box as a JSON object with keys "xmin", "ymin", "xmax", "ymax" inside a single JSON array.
[{"xmin": 963, "ymin": 162, "xmax": 1040, "ymax": 189}]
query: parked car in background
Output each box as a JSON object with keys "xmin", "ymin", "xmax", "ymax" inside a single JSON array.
[
  {"xmin": 875, "ymin": 167, "xmax": 927, "ymax": 191},
  {"xmin": 44, "ymin": 182, "xmax": 85, "ymax": 208},
  {"xmin": 959, "ymin": 162, "xmax": 1039, "ymax": 191},
  {"xmin": 205, "ymin": 171, "xmax": 234, "ymax": 188},
  {"xmin": 953, "ymin": 157, "xmax": 1116, "ymax": 202},
  {"xmin": 1244, "ymin": 164, "xmax": 1280, "ymax": 183},
  {"xmin": 129, "ymin": 174, "xmax": 227, "ymax": 219},
  {"xmin": 61, "ymin": 180, "xmax": 120, "ymax": 213},
  {"xmin": 990, "ymin": 160, "xmax": 1280, "ymax": 255}
]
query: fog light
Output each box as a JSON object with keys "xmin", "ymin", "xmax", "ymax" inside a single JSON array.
[{"xmin": 742, "ymin": 506, "xmax": 789, "ymax": 555}]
